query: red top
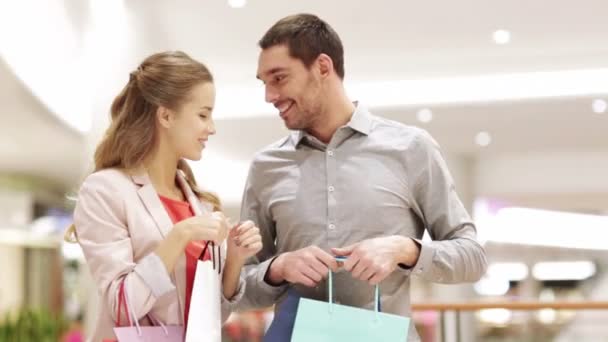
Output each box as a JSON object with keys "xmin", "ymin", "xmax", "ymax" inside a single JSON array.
[{"xmin": 158, "ymin": 195, "xmax": 210, "ymax": 328}]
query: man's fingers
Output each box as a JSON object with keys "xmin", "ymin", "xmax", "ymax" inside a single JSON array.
[
  {"xmin": 369, "ymin": 269, "xmax": 389, "ymax": 285},
  {"xmin": 359, "ymin": 266, "xmax": 376, "ymax": 282},
  {"xmin": 302, "ymin": 263, "xmax": 325, "ymax": 283},
  {"xmin": 312, "ymin": 247, "xmax": 339, "ymax": 272},
  {"xmin": 343, "ymin": 254, "xmax": 360, "ymax": 272}
]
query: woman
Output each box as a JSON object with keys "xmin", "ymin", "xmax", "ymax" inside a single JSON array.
[{"xmin": 65, "ymin": 51, "xmax": 262, "ymax": 341}]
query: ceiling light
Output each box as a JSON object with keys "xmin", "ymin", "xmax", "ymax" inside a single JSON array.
[
  {"xmin": 416, "ymin": 108, "xmax": 433, "ymax": 123},
  {"xmin": 228, "ymin": 0, "xmax": 246, "ymax": 8},
  {"xmin": 493, "ymin": 30, "xmax": 511, "ymax": 45},
  {"xmin": 480, "ymin": 207, "xmax": 608, "ymax": 250},
  {"xmin": 475, "ymin": 131, "xmax": 492, "ymax": 147},
  {"xmin": 592, "ymin": 99, "xmax": 607, "ymax": 113},
  {"xmin": 217, "ymin": 69, "xmax": 608, "ymax": 120}
]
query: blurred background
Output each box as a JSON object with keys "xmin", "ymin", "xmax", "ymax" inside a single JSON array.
[{"xmin": 0, "ymin": 0, "xmax": 607, "ymax": 341}]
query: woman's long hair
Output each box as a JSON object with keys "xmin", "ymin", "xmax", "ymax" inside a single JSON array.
[{"xmin": 65, "ymin": 51, "xmax": 220, "ymax": 242}]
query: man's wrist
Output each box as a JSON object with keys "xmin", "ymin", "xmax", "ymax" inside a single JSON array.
[
  {"xmin": 396, "ymin": 236, "xmax": 421, "ymax": 267},
  {"xmin": 264, "ymin": 253, "xmax": 288, "ymax": 286}
]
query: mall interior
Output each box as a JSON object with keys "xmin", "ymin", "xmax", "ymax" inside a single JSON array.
[{"xmin": 0, "ymin": 1, "xmax": 607, "ymax": 341}]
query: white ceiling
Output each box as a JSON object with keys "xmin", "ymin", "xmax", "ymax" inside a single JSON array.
[
  {"xmin": 0, "ymin": 0, "xmax": 607, "ymax": 196},
  {"xmin": 134, "ymin": 0, "xmax": 608, "ymax": 83},
  {"xmin": 0, "ymin": 58, "xmax": 85, "ymax": 188}
]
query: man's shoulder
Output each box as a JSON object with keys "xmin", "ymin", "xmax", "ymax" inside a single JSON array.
[
  {"xmin": 368, "ymin": 113, "xmax": 436, "ymax": 149},
  {"xmin": 252, "ymin": 135, "xmax": 294, "ymax": 159}
]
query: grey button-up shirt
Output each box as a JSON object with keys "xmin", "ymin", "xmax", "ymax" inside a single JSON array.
[{"xmin": 238, "ymin": 104, "xmax": 487, "ymax": 341}]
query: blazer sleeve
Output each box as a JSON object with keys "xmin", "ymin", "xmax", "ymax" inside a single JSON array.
[{"xmin": 73, "ymin": 173, "xmax": 175, "ymax": 323}]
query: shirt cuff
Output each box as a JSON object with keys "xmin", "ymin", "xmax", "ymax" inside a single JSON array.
[
  {"xmin": 259, "ymin": 257, "xmax": 289, "ymax": 295},
  {"xmin": 133, "ymin": 253, "xmax": 175, "ymax": 298},
  {"xmin": 409, "ymin": 239, "xmax": 435, "ymax": 277}
]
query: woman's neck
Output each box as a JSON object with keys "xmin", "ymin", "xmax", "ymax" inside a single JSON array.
[{"xmin": 144, "ymin": 145, "xmax": 182, "ymax": 200}]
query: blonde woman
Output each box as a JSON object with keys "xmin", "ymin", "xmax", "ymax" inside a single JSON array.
[{"xmin": 65, "ymin": 51, "xmax": 262, "ymax": 341}]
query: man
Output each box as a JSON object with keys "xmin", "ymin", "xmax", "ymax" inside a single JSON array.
[{"xmin": 238, "ymin": 13, "xmax": 487, "ymax": 341}]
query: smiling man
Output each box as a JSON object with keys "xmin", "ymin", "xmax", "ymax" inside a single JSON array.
[{"xmin": 238, "ymin": 13, "xmax": 487, "ymax": 341}]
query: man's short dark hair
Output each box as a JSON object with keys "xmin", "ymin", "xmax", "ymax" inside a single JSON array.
[{"xmin": 259, "ymin": 14, "xmax": 345, "ymax": 80}]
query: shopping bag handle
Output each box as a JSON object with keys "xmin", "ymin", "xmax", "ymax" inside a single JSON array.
[
  {"xmin": 179, "ymin": 169, "xmax": 222, "ymax": 275},
  {"xmin": 328, "ymin": 256, "xmax": 380, "ymax": 319},
  {"xmin": 200, "ymin": 240, "xmax": 222, "ymax": 274},
  {"xmin": 117, "ymin": 277, "xmax": 170, "ymax": 336}
]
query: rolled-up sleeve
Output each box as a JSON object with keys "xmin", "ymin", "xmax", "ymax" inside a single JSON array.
[
  {"xmin": 133, "ymin": 253, "xmax": 175, "ymax": 298},
  {"xmin": 73, "ymin": 174, "xmax": 174, "ymax": 323},
  {"xmin": 407, "ymin": 130, "xmax": 488, "ymax": 283}
]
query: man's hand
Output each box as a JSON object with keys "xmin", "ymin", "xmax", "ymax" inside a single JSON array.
[
  {"xmin": 331, "ymin": 236, "xmax": 420, "ymax": 285},
  {"xmin": 267, "ymin": 246, "xmax": 339, "ymax": 287}
]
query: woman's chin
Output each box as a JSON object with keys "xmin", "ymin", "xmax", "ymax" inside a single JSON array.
[{"xmin": 183, "ymin": 151, "xmax": 203, "ymax": 161}]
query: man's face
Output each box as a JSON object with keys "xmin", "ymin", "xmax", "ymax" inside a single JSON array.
[{"xmin": 257, "ymin": 45, "xmax": 323, "ymax": 130}]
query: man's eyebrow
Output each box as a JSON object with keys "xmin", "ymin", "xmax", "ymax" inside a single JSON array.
[{"xmin": 256, "ymin": 67, "xmax": 287, "ymax": 80}]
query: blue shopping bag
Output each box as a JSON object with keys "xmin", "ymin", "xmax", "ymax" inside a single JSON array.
[{"xmin": 263, "ymin": 288, "xmax": 301, "ymax": 342}]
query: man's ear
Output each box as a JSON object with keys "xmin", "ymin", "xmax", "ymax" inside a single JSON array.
[
  {"xmin": 316, "ymin": 53, "xmax": 334, "ymax": 79},
  {"xmin": 156, "ymin": 106, "xmax": 173, "ymax": 128}
]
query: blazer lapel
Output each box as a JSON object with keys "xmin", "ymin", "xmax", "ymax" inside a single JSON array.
[
  {"xmin": 131, "ymin": 172, "xmax": 173, "ymax": 239},
  {"xmin": 176, "ymin": 169, "xmax": 211, "ymax": 215}
]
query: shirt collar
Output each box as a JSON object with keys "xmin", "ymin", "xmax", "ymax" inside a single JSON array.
[{"xmin": 289, "ymin": 102, "xmax": 373, "ymax": 147}]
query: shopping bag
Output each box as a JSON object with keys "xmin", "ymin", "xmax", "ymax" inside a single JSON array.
[
  {"xmin": 110, "ymin": 278, "xmax": 184, "ymax": 341},
  {"xmin": 263, "ymin": 288, "xmax": 301, "ymax": 342},
  {"xmin": 185, "ymin": 241, "xmax": 222, "ymax": 342},
  {"xmin": 291, "ymin": 270, "xmax": 410, "ymax": 341}
]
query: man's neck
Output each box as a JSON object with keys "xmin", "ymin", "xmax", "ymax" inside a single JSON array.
[{"xmin": 307, "ymin": 94, "xmax": 356, "ymax": 144}]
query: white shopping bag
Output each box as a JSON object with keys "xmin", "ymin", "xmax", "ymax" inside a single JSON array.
[{"xmin": 185, "ymin": 241, "xmax": 222, "ymax": 342}]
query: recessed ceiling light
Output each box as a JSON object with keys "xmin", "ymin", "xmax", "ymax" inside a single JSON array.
[
  {"xmin": 416, "ymin": 108, "xmax": 433, "ymax": 123},
  {"xmin": 592, "ymin": 99, "xmax": 607, "ymax": 113},
  {"xmin": 475, "ymin": 131, "xmax": 492, "ymax": 147},
  {"xmin": 493, "ymin": 30, "xmax": 511, "ymax": 45},
  {"xmin": 228, "ymin": 0, "xmax": 246, "ymax": 8}
]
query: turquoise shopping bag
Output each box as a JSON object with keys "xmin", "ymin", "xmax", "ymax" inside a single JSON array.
[{"xmin": 291, "ymin": 268, "xmax": 410, "ymax": 341}]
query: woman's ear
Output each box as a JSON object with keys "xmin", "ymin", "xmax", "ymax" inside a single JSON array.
[{"xmin": 156, "ymin": 106, "xmax": 173, "ymax": 128}]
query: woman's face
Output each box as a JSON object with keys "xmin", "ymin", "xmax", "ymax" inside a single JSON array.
[{"xmin": 163, "ymin": 82, "xmax": 217, "ymax": 161}]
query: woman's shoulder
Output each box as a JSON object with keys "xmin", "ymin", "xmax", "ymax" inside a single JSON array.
[{"xmin": 80, "ymin": 168, "xmax": 134, "ymax": 192}]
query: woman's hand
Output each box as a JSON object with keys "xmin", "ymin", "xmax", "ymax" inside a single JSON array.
[
  {"xmin": 226, "ymin": 220, "xmax": 262, "ymax": 265},
  {"xmin": 223, "ymin": 220, "xmax": 263, "ymax": 300},
  {"xmin": 156, "ymin": 212, "xmax": 229, "ymax": 274},
  {"xmin": 174, "ymin": 211, "xmax": 229, "ymax": 244}
]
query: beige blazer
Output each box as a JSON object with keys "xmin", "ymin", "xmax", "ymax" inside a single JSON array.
[{"xmin": 73, "ymin": 168, "xmax": 243, "ymax": 342}]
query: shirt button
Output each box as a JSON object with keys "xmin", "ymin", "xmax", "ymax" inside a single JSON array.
[
  {"xmin": 327, "ymin": 150, "xmax": 334, "ymax": 156},
  {"xmin": 328, "ymin": 186, "xmax": 335, "ymax": 192},
  {"xmin": 328, "ymin": 224, "xmax": 336, "ymax": 230}
]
